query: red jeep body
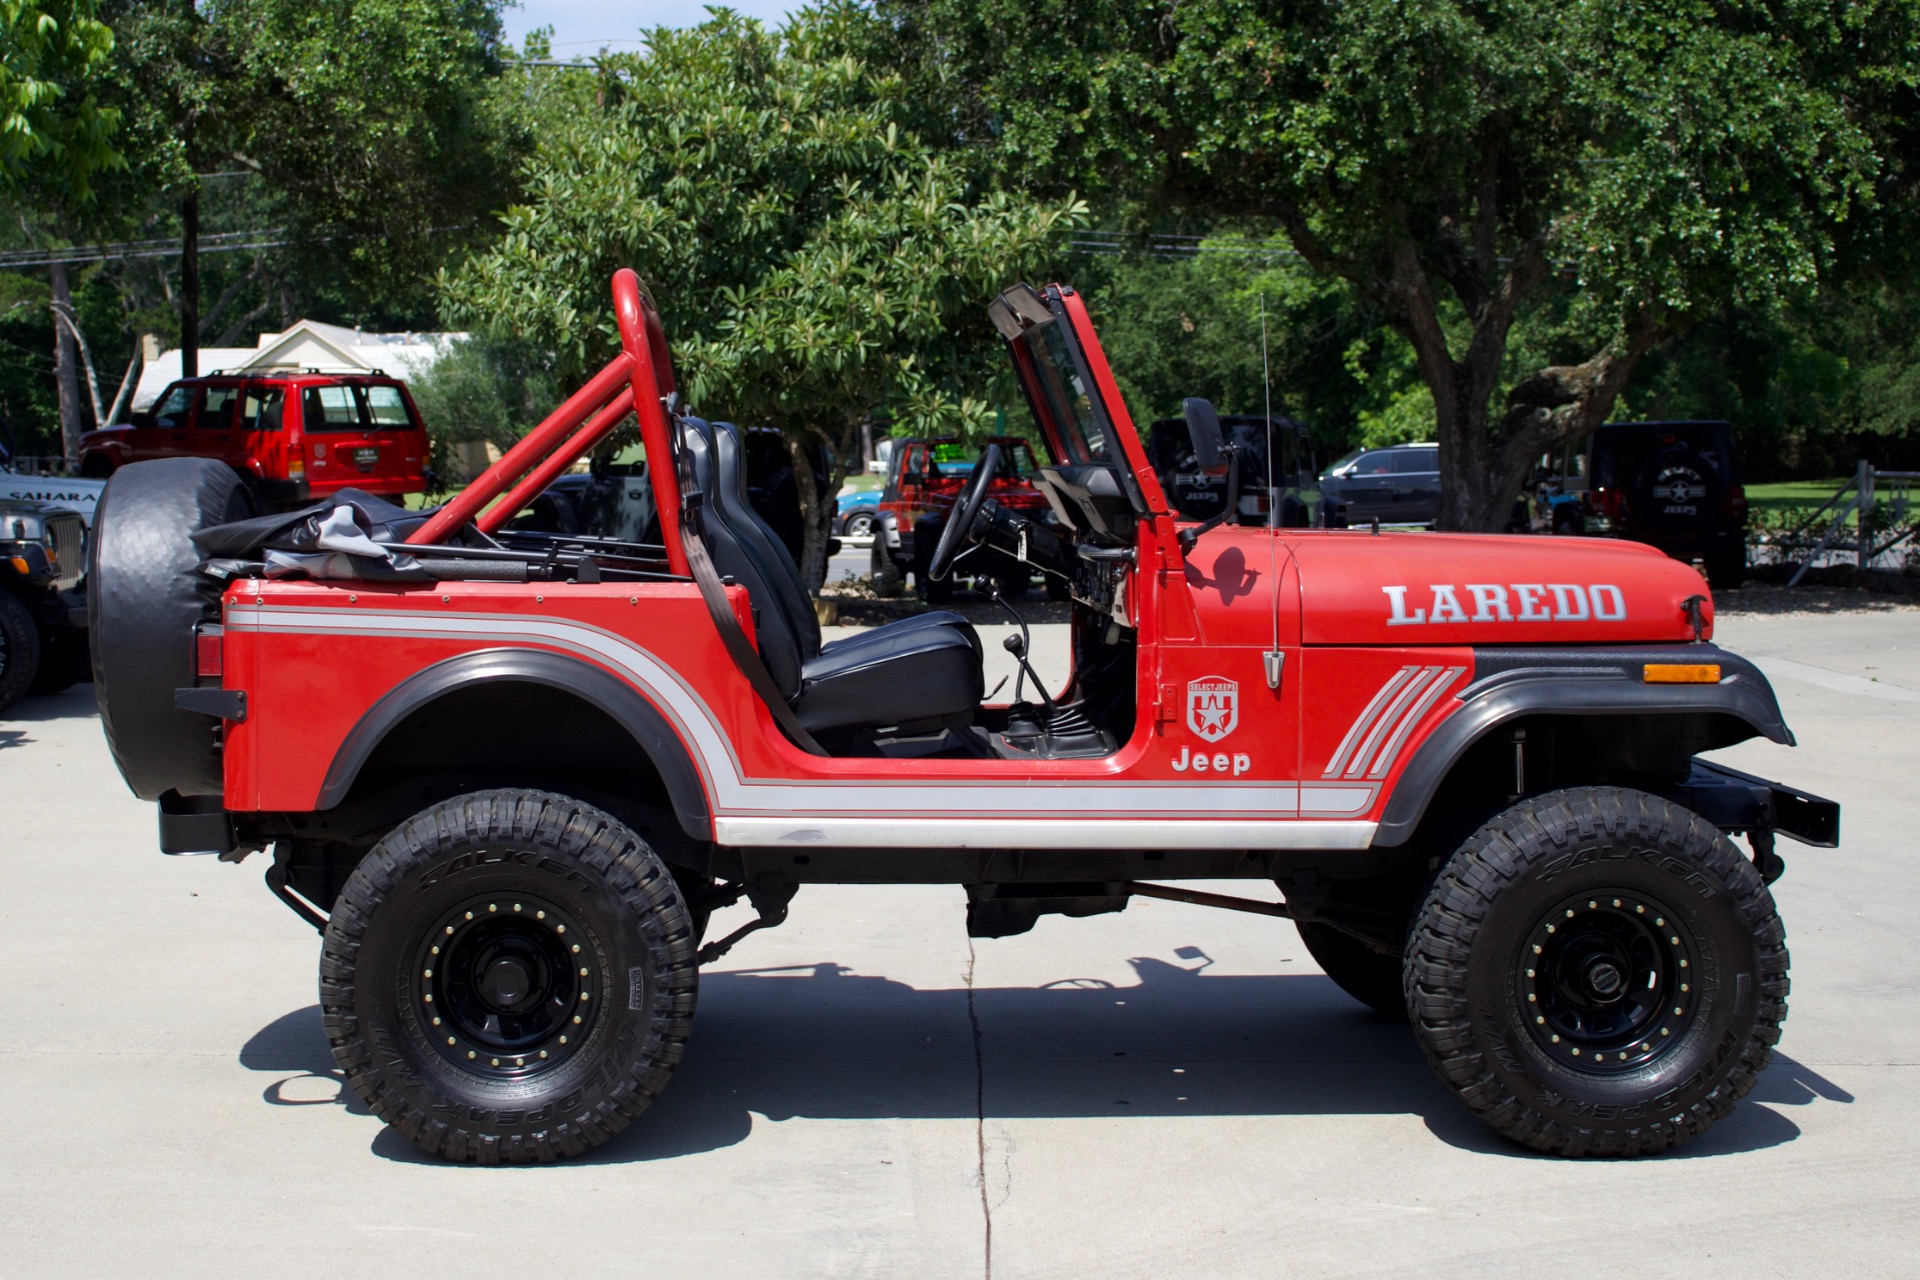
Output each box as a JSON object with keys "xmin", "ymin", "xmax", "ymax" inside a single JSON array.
[
  {"xmin": 877, "ymin": 435, "xmax": 1052, "ymax": 560},
  {"xmin": 95, "ymin": 271, "xmax": 1833, "ymax": 1164},
  {"xmin": 79, "ymin": 372, "xmax": 430, "ymax": 508}
]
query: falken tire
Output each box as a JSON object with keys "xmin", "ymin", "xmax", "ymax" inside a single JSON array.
[
  {"xmin": 0, "ymin": 590, "xmax": 40, "ymax": 714},
  {"xmin": 88, "ymin": 458, "xmax": 252, "ymax": 799},
  {"xmin": 1405, "ymin": 786, "xmax": 1788, "ymax": 1157},
  {"xmin": 320, "ymin": 789, "xmax": 699, "ymax": 1164}
]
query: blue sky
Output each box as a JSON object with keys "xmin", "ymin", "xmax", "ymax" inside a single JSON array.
[{"xmin": 503, "ymin": 2, "xmax": 800, "ymax": 55}]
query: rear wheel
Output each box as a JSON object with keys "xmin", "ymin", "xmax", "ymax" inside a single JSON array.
[
  {"xmin": 870, "ymin": 536, "xmax": 904, "ymax": 595},
  {"xmin": 1298, "ymin": 920, "xmax": 1406, "ymax": 1018},
  {"xmin": 842, "ymin": 510, "xmax": 875, "ymax": 539},
  {"xmin": 1707, "ymin": 543, "xmax": 1746, "ymax": 591},
  {"xmin": 1406, "ymin": 787, "xmax": 1787, "ymax": 1157},
  {"xmin": 320, "ymin": 789, "xmax": 698, "ymax": 1164}
]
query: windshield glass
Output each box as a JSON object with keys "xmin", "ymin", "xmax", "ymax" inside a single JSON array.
[
  {"xmin": 1014, "ymin": 320, "xmax": 1108, "ymax": 464},
  {"xmin": 929, "ymin": 440, "xmax": 1036, "ymax": 478}
]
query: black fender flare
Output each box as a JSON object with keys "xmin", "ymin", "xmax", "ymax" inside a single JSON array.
[
  {"xmin": 315, "ymin": 648, "xmax": 712, "ymax": 841},
  {"xmin": 1372, "ymin": 644, "xmax": 1793, "ymax": 847}
]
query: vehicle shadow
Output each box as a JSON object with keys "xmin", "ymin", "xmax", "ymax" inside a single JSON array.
[{"xmin": 242, "ymin": 952, "xmax": 1840, "ymax": 1167}]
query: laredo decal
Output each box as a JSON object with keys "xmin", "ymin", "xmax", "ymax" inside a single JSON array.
[
  {"xmin": 1383, "ymin": 583, "xmax": 1626, "ymax": 626},
  {"xmin": 1187, "ymin": 676, "xmax": 1238, "ymax": 742}
]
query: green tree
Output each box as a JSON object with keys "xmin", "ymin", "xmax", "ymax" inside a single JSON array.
[
  {"xmin": 875, "ymin": 0, "xmax": 1919, "ymax": 529},
  {"xmin": 444, "ymin": 7, "xmax": 1084, "ymax": 588},
  {"xmin": 0, "ymin": 0, "xmax": 117, "ymax": 198}
]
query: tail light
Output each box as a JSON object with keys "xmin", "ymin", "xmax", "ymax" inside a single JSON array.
[
  {"xmin": 1724, "ymin": 484, "xmax": 1747, "ymax": 515},
  {"xmin": 194, "ymin": 623, "xmax": 224, "ymax": 681},
  {"xmin": 288, "ymin": 455, "xmax": 305, "ymax": 481}
]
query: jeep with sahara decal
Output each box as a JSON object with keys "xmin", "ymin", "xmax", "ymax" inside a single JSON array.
[{"xmin": 88, "ymin": 273, "xmax": 1835, "ymax": 1164}]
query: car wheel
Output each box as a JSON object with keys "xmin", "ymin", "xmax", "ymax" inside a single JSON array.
[
  {"xmin": 1708, "ymin": 544, "xmax": 1747, "ymax": 591},
  {"xmin": 870, "ymin": 536, "xmax": 904, "ymax": 594},
  {"xmin": 0, "ymin": 590, "xmax": 41, "ymax": 713},
  {"xmin": 28, "ymin": 628, "xmax": 85, "ymax": 696},
  {"xmin": 1406, "ymin": 786, "xmax": 1787, "ymax": 1157},
  {"xmin": 1298, "ymin": 920, "xmax": 1406, "ymax": 1019},
  {"xmin": 842, "ymin": 511, "xmax": 875, "ymax": 539},
  {"xmin": 1552, "ymin": 511, "xmax": 1584, "ymax": 537},
  {"xmin": 321, "ymin": 788, "xmax": 698, "ymax": 1164}
]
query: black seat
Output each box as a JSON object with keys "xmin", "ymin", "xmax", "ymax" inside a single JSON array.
[{"xmin": 680, "ymin": 417, "xmax": 984, "ymax": 737}]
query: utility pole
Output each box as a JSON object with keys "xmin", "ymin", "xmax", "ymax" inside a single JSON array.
[
  {"xmin": 181, "ymin": 190, "xmax": 200, "ymax": 378},
  {"xmin": 49, "ymin": 262, "xmax": 85, "ymax": 466}
]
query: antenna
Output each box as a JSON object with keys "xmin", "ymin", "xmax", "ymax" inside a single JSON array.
[{"xmin": 1260, "ymin": 295, "xmax": 1284, "ymax": 692}]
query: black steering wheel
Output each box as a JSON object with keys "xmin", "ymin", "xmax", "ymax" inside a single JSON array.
[{"xmin": 927, "ymin": 443, "xmax": 1002, "ymax": 582}]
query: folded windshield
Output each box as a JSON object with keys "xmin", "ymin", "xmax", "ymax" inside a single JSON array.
[{"xmin": 1012, "ymin": 313, "xmax": 1110, "ymax": 465}]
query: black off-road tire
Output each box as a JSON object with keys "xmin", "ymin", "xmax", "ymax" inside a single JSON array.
[
  {"xmin": 1406, "ymin": 786, "xmax": 1788, "ymax": 1157},
  {"xmin": 0, "ymin": 590, "xmax": 40, "ymax": 713},
  {"xmin": 28, "ymin": 628, "xmax": 86, "ymax": 695},
  {"xmin": 89, "ymin": 458, "xmax": 253, "ymax": 798},
  {"xmin": 320, "ymin": 789, "xmax": 698, "ymax": 1164},
  {"xmin": 1298, "ymin": 921, "xmax": 1407, "ymax": 1019},
  {"xmin": 1708, "ymin": 544, "xmax": 1747, "ymax": 592}
]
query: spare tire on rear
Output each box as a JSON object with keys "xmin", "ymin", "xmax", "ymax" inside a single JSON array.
[{"xmin": 89, "ymin": 459, "xmax": 253, "ymax": 800}]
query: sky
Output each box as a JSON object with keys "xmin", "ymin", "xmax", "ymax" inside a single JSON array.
[{"xmin": 502, "ymin": 1, "xmax": 800, "ymax": 55}]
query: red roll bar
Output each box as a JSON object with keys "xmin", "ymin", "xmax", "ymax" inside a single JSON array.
[{"xmin": 406, "ymin": 270, "xmax": 689, "ymax": 577}]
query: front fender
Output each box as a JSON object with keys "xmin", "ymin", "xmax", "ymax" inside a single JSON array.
[{"xmin": 1373, "ymin": 643, "xmax": 1792, "ymax": 847}]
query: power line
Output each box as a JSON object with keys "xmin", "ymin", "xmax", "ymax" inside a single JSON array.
[{"xmin": 0, "ymin": 228, "xmax": 294, "ymax": 270}]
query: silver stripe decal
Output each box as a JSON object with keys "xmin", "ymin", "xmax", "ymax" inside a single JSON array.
[
  {"xmin": 1363, "ymin": 665, "xmax": 1464, "ymax": 779},
  {"xmin": 1343, "ymin": 666, "xmax": 1441, "ymax": 779},
  {"xmin": 717, "ymin": 816, "xmax": 1380, "ymax": 850},
  {"xmin": 227, "ymin": 605, "xmax": 1381, "ymax": 837},
  {"xmin": 1322, "ymin": 666, "xmax": 1417, "ymax": 779}
]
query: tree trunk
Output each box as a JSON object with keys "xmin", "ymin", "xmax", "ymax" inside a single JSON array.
[
  {"xmin": 786, "ymin": 432, "xmax": 832, "ymax": 595},
  {"xmin": 49, "ymin": 263, "xmax": 86, "ymax": 467},
  {"xmin": 181, "ymin": 192, "xmax": 200, "ymax": 378}
]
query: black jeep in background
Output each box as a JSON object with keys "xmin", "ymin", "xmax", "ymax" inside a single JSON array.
[{"xmin": 1579, "ymin": 420, "xmax": 1747, "ymax": 589}]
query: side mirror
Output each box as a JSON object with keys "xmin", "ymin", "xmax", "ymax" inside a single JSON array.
[
  {"xmin": 130, "ymin": 411, "xmax": 155, "ymax": 430},
  {"xmin": 1184, "ymin": 398, "xmax": 1226, "ymax": 475}
]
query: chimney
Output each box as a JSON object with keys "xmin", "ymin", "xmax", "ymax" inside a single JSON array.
[{"xmin": 140, "ymin": 333, "xmax": 162, "ymax": 362}]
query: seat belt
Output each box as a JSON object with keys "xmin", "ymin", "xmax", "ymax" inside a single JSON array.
[{"xmin": 678, "ymin": 489, "xmax": 827, "ymax": 756}]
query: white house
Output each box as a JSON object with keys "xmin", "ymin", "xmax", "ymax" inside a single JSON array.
[{"xmin": 130, "ymin": 321, "xmax": 462, "ymax": 411}]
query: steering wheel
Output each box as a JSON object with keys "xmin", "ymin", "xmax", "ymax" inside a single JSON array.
[{"xmin": 927, "ymin": 444, "xmax": 1002, "ymax": 582}]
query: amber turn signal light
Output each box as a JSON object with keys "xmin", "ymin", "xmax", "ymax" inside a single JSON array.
[{"xmin": 1643, "ymin": 663, "xmax": 1721, "ymax": 684}]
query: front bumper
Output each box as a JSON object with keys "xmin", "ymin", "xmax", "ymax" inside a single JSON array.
[{"xmin": 1663, "ymin": 758, "xmax": 1840, "ymax": 847}]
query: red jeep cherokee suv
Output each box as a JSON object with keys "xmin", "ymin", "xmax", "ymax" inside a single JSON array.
[{"xmin": 79, "ymin": 371, "xmax": 431, "ymax": 510}]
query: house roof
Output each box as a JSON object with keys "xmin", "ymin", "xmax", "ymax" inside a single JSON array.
[{"xmin": 130, "ymin": 323, "xmax": 463, "ymax": 411}]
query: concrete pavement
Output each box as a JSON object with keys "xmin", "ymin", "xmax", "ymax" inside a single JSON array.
[{"xmin": 0, "ymin": 607, "xmax": 1915, "ymax": 1276}]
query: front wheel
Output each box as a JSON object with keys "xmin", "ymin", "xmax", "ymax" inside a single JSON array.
[
  {"xmin": 320, "ymin": 789, "xmax": 698, "ymax": 1163},
  {"xmin": 1405, "ymin": 787, "xmax": 1787, "ymax": 1157},
  {"xmin": 0, "ymin": 590, "xmax": 40, "ymax": 713}
]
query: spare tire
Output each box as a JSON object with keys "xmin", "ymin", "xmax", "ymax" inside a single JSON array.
[{"xmin": 89, "ymin": 459, "xmax": 252, "ymax": 799}]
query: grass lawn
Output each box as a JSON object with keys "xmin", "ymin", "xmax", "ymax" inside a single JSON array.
[{"xmin": 1747, "ymin": 479, "xmax": 1850, "ymax": 513}]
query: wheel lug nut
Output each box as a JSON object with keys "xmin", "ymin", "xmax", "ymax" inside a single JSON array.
[
  {"xmin": 468, "ymin": 1051, "xmax": 476, "ymax": 1060},
  {"xmin": 447, "ymin": 1037, "xmax": 456, "ymax": 1046}
]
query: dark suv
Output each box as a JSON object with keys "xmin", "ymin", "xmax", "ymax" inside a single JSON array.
[
  {"xmin": 1319, "ymin": 441, "xmax": 1439, "ymax": 526},
  {"xmin": 1579, "ymin": 420, "xmax": 1746, "ymax": 588}
]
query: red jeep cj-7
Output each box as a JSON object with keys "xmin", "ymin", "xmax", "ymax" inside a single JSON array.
[{"xmin": 89, "ymin": 271, "xmax": 1837, "ymax": 1164}]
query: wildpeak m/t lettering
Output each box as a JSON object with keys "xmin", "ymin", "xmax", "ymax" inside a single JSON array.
[{"xmin": 1383, "ymin": 583, "xmax": 1627, "ymax": 625}]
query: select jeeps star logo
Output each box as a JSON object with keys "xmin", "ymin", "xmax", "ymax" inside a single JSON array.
[{"xmin": 1187, "ymin": 676, "xmax": 1238, "ymax": 742}]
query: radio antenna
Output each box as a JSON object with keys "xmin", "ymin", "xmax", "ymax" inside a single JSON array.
[{"xmin": 1260, "ymin": 294, "xmax": 1284, "ymax": 691}]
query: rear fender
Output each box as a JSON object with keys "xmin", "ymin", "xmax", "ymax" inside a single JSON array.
[{"xmin": 316, "ymin": 647, "xmax": 711, "ymax": 841}]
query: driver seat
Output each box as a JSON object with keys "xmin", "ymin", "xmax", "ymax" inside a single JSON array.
[{"xmin": 679, "ymin": 416, "xmax": 984, "ymax": 738}]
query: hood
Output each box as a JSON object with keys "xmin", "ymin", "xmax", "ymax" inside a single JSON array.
[
  {"xmin": 1287, "ymin": 529, "xmax": 1711, "ymax": 645},
  {"xmin": 0, "ymin": 471, "xmax": 104, "ymax": 526}
]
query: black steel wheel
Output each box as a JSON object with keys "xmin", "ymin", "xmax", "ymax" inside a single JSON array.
[
  {"xmin": 321, "ymin": 789, "xmax": 698, "ymax": 1163},
  {"xmin": 1406, "ymin": 786, "xmax": 1788, "ymax": 1157}
]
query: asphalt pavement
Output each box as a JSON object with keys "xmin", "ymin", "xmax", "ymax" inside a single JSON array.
[{"xmin": 1, "ymin": 605, "xmax": 1916, "ymax": 1276}]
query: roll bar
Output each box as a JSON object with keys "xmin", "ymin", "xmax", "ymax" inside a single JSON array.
[{"xmin": 406, "ymin": 270, "xmax": 689, "ymax": 577}]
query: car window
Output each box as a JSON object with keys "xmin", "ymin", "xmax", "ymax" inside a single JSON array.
[
  {"xmin": 1353, "ymin": 451, "xmax": 1393, "ymax": 476},
  {"xmin": 151, "ymin": 386, "xmax": 192, "ymax": 431},
  {"xmin": 361, "ymin": 385, "xmax": 412, "ymax": 428},
  {"xmin": 1389, "ymin": 450, "xmax": 1437, "ymax": 475},
  {"xmin": 242, "ymin": 388, "xmax": 284, "ymax": 432},
  {"xmin": 198, "ymin": 386, "xmax": 239, "ymax": 430},
  {"xmin": 302, "ymin": 385, "xmax": 362, "ymax": 432}
]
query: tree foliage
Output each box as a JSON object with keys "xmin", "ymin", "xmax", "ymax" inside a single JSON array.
[
  {"xmin": 0, "ymin": 0, "xmax": 117, "ymax": 198},
  {"xmin": 445, "ymin": 6, "xmax": 1085, "ymax": 586},
  {"xmin": 874, "ymin": 0, "xmax": 1920, "ymax": 528}
]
